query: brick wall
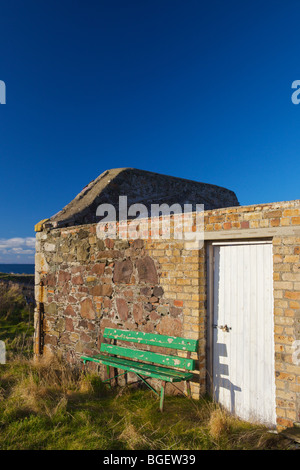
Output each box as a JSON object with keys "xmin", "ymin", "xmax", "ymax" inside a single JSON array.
[
  {"xmin": 203, "ymin": 200, "xmax": 300, "ymax": 430},
  {"xmin": 272, "ymin": 236, "xmax": 300, "ymax": 428}
]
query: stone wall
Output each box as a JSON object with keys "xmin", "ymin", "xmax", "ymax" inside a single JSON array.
[
  {"xmin": 35, "ymin": 221, "xmax": 203, "ymax": 397},
  {"xmin": 35, "ymin": 199, "xmax": 300, "ymax": 429}
]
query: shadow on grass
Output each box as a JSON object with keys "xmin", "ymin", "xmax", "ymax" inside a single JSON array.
[{"xmin": 0, "ymin": 358, "xmax": 292, "ymax": 451}]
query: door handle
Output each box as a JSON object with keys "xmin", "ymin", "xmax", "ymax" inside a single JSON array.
[{"xmin": 213, "ymin": 324, "xmax": 231, "ymax": 332}]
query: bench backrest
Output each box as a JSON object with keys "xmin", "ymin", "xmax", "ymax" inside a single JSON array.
[{"xmin": 101, "ymin": 328, "xmax": 198, "ymax": 371}]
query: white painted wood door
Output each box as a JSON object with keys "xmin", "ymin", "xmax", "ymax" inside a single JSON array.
[{"xmin": 212, "ymin": 242, "xmax": 276, "ymax": 426}]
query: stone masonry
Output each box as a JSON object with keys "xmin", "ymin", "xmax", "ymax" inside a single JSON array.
[
  {"xmin": 35, "ymin": 222, "xmax": 204, "ymax": 398},
  {"xmin": 34, "ymin": 169, "xmax": 300, "ymax": 430}
]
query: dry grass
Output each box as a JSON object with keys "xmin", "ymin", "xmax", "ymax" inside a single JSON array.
[
  {"xmin": 1, "ymin": 283, "xmax": 291, "ymax": 450},
  {"xmin": 0, "ymin": 282, "xmax": 34, "ymax": 358},
  {"xmin": 208, "ymin": 408, "xmax": 230, "ymax": 439},
  {"xmin": 119, "ymin": 421, "xmax": 150, "ymax": 449},
  {"xmin": 0, "ymin": 354, "xmax": 293, "ymax": 450},
  {"xmin": 1, "ymin": 354, "xmax": 99, "ymax": 422},
  {"xmin": 0, "ymin": 284, "xmax": 25, "ymax": 320}
]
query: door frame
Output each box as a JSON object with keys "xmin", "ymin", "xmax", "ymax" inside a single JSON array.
[{"xmin": 205, "ymin": 238, "xmax": 273, "ymax": 397}]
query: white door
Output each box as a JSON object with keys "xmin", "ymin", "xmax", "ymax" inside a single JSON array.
[{"xmin": 212, "ymin": 241, "xmax": 276, "ymax": 426}]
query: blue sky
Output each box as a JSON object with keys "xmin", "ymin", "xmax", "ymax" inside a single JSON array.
[{"xmin": 1, "ymin": 0, "xmax": 300, "ymax": 263}]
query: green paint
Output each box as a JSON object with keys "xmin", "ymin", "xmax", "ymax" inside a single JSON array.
[
  {"xmin": 80, "ymin": 354, "xmax": 194, "ymax": 382},
  {"xmin": 103, "ymin": 328, "xmax": 198, "ymax": 352},
  {"xmin": 101, "ymin": 343, "xmax": 195, "ymax": 370},
  {"xmin": 103, "ymin": 370, "xmax": 128, "ymax": 384},
  {"xmin": 160, "ymin": 382, "xmax": 166, "ymax": 412},
  {"xmin": 135, "ymin": 373, "xmax": 159, "ymax": 396}
]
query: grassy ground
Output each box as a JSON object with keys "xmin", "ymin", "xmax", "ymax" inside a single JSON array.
[
  {"xmin": 0, "ymin": 355, "xmax": 292, "ymax": 450},
  {"xmin": 0, "ymin": 279, "xmax": 294, "ymax": 450},
  {"xmin": 0, "ymin": 272, "xmax": 34, "ymax": 283},
  {"xmin": 0, "ymin": 281, "xmax": 34, "ymax": 357}
]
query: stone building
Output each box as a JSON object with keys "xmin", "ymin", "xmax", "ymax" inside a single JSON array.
[{"xmin": 34, "ymin": 168, "xmax": 300, "ymax": 430}]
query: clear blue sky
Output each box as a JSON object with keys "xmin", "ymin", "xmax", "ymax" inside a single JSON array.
[{"xmin": 1, "ymin": 0, "xmax": 300, "ymax": 262}]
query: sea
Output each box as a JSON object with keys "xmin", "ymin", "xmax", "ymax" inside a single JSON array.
[{"xmin": 0, "ymin": 264, "xmax": 35, "ymax": 275}]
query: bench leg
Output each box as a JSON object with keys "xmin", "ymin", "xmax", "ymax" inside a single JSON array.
[
  {"xmin": 103, "ymin": 370, "xmax": 128, "ymax": 385},
  {"xmin": 135, "ymin": 373, "xmax": 159, "ymax": 396},
  {"xmin": 160, "ymin": 381, "xmax": 166, "ymax": 412},
  {"xmin": 186, "ymin": 380, "xmax": 191, "ymax": 398},
  {"xmin": 114, "ymin": 366, "xmax": 119, "ymax": 386},
  {"xmin": 106, "ymin": 365, "xmax": 112, "ymax": 388}
]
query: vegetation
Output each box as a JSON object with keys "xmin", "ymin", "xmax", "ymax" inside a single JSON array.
[
  {"xmin": 0, "ymin": 356, "xmax": 292, "ymax": 450},
  {"xmin": 0, "ymin": 281, "xmax": 34, "ymax": 356},
  {"xmin": 0, "ymin": 279, "xmax": 293, "ymax": 450},
  {"xmin": 0, "ymin": 272, "xmax": 34, "ymax": 283}
]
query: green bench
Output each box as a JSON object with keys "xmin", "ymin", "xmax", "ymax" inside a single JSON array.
[{"xmin": 81, "ymin": 327, "xmax": 198, "ymax": 411}]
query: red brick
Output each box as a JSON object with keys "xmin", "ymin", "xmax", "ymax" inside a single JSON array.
[{"xmin": 241, "ymin": 221, "xmax": 249, "ymax": 229}]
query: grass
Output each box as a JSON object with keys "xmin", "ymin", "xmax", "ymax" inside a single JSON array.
[
  {"xmin": 0, "ymin": 355, "xmax": 292, "ymax": 450},
  {"xmin": 0, "ymin": 280, "xmax": 293, "ymax": 450},
  {"xmin": 0, "ymin": 280, "xmax": 34, "ymax": 356},
  {"xmin": 0, "ymin": 272, "xmax": 34, "ymax": 283}
]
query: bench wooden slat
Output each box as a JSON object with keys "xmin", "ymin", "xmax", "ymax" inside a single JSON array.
[
  {"xmin": 101, "ymin": 343, "xmax": 195, "ymax": 370},
  {"xmin": 83, "ymin": 353, "xmax": 191, "ymax": 379},
  {"xmin": 103, "ymin": 328, "xmax": 198, "ymax": 352},
  {"xmin": 81, "ymin": 353, "xmax": 194, "ymax": 382}
]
